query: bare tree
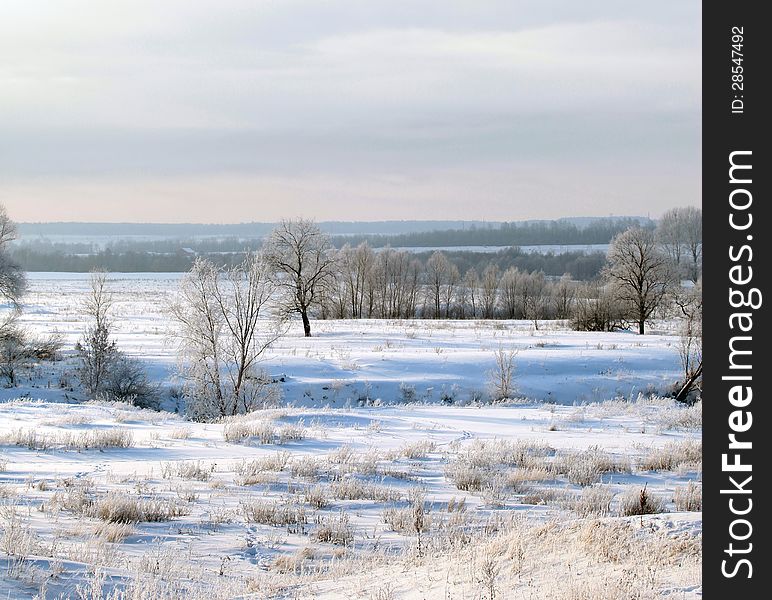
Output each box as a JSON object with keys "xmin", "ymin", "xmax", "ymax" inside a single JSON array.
[
  {"xmin": 0, "ymin": 205, "xmax": 26, "ymax": 309},
  {"xmin": 603, "ymin": 227, "xmax": 674, "ymax": 335},
  {"xmin": 682, "ymin": 207, "xmax": 703, "ymax": 283},
  {"xmin": 338, "ymin": 242, "xmax": 375, "ymax": 318},
  {"xmin": 75, "ymin": 271, "xmax": 118, "ymax": 396},
  {"xmin": 425, "ymin": 251, "xmax": 450, "ymax": 318},
  {"xmin": 570, "ymin": 282, "xmax": 628, "ymax": 332},
  {"xmin": 170, "ymin": 254, "xmax": 284, "ymax": 419},
  {"xmin": 458, "ymin": 268, "xmax": 479, "ymax": 319},
  {"xmin": 521, "ymin": 271, "xmax": 547, "ymax": 329},
  {"xmin": 657, "ymin": 207, "xmax": 702, "ymax": 283},
  {"xmin": 488, "ymin": 346, "xmax": 518, "ymax": 401},
  {"xmin": 0, "ymin": 325, "xmax": 29, "ymax": 387},
  {"xmin": 442, "ymin": 262, "xmax": 460, "ymax": 318},
  {"xmin": 0, "ymin": 318, "xmax": 63, "ymax": 387},
  {"xmin": 265, "ymin": 219, "xmax": 335, "ymax": 337},
  {"xmin": 673, "ymin": 281, "xmax": 702, "ymax": 403},
  {"xmin": 479, "ymin": 265, "xmax": 499, "ymax": 319},
  {"xmin": 371, "ymin": 248, "xmax": 420, "ymax": 318},
  {"xmin": 499, "ymin": 267, "xmax": 522, "ymax": 319},
  {"xmin": 170, "ymin": 258, "xmax": 224, "ymax": 415},
  {"xmin": 552, "ymin": 274, "xmax": 576, "ymax": 320}
]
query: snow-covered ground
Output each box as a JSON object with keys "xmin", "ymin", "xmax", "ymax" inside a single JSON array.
[
  {"xmin": 18, "ymin": 273, "xmax": 682, "ymax": 407},
  {"xmin": 0, "ymin": 274, "xmax": 701, "ymax": 599}
]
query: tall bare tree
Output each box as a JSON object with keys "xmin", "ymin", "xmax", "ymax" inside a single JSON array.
[
  {"xmin": 479, "ymin": 265, "xmax": 500, "ymax": 319},
  {"xmin": 603, "ymin": 227, "xmax": 674, "ymax": 335},
  {"xmin": 337, "ymin": 242, "xmax": 375, "ymax": 318},
  {"xmin": 265, "ymin": 219, "xmax": 335, "ymax": 337},
  {"xmin": 425, "ymin": 251, "xmax": 451, "ymax": 318},
  {"xmin": 551, "ymin": 274, "xmax": 576, "ymax": 320},
  {"xmin": 170, "ymin": 254, "xmax": 284, "ymax": 419},
  {"xmin": 657, "ymin": 207, "xmax": 702, "ymax": 283},
  {"xmin": 499, "ymin": 267, "xmax": 522, "ymax": 319},
  {"xmin": 521, "ymin": 271, "xmax": 547, "ymax": 329},
  {"xmin": 459, "ymin": 268, "xmax": 479, "ymax": 319}
]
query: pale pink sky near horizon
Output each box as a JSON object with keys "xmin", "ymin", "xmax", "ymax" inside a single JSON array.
[{"xmin": 1, "ymin": 1, "xmax": 701, "ymax": 224}]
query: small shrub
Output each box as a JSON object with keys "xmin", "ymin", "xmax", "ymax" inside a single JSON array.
[
  {"xmin": 487, "ymin": 346, "xmax": 518, "ymax": 401},
  {"xmin": 399, "ymin": 383, "xmax": 417, "ymax": 403},
  {"xmin": 618, "ymin": 485, "xmax": 665, "ymax": 516}
]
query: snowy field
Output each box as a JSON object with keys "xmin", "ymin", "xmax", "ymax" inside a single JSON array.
[{"xmin": 0, "ymin": 274, "xmax": 702, "ymax": 599}]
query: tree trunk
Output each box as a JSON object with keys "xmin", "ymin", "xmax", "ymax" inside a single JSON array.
[
  {"xmin": 301, "ymin": 310, "xmax": 312, "ymax": 337},
  {"xmin": 638, "ymin": 319, "xmax": 645, "ymax": 335},
  {"xmin": 675, "ymin": 363, "xmax": 703, "ymax": 403}
]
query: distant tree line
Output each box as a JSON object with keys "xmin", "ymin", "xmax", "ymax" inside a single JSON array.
[
  {"xmin": 328, "ymin": 217, "xmax": 651, "ymax": 248},
  {"xmin": 12, "ymin": 217, "xmax": 649, "ymax": 275}
]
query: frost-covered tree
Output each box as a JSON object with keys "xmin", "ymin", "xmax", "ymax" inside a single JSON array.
[
  {"xmin": 337, "ymin": 242, "xmax": 375, "ymax": 318},
  {"xmin": 170, "ymin": 254, "xmax": 284, "ymax": 419},
  {"xmin": 425, "ymin": 251, "xmax": 452, "ymax": 318},
  {"xmin": 551, "ymin": 274, "xmax": 576, "ymax": 320},
  {"xmin": 521, "ymin": 271, "xmax": 547, "ymax": 329},
  {"xmin": 0, "ymin": 204, "xmax": 26, "ymax": 309},
  {"xmin": 657, "ymin": 207, "xmax": 702, "ymax": 282},
  {"xmin": 603, "ymin": 227, "xmax": 674, "ymax": 335},
  {"xmin": 499, "ymin": 267, "xmax": 522, "ymax": 319},
  {"xmin": 673, "ymin": 281, "xmax": 702, "ymax": 403},
  {"xmin": 458, "ymin": 268, "xmax": 479, "ymax": 319},
  {"xmin": 75, "ymin": 271, "xmax": 118, "ymax": 396},
  {"xmin": 265, "ymin": 219, "xmax": 335, "ymax": 337},
  {"xmin": 479, "ymin": 265, "xmax": 500, "ymax": 319}
]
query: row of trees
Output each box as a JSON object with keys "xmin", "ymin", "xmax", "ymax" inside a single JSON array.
[
  {"xmin": 165, "ymin": 217, "xmax": 702, "ymax": 417},
  {"xmin": 248, "ymin": 213, "xmax": 699, "ymax": 337},
  {"xmin": 163, "ymin": 214, "xmax": 700, "ymax": 339}
]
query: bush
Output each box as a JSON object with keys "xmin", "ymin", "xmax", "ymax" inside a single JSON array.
[
  {"xmin": 618, "ymin": 485, "xmax": 665, "ymax": 516},
  {"xmin": 104, "ymin": 355, "xmax": 159, "ymax": 409},
  {"xmin": 570, "ymin": 284, "xmax": 628, "ymax": 332},
  {"xmin": 487, "ymin": 346, "xmax": 517, "ymax": 401}
]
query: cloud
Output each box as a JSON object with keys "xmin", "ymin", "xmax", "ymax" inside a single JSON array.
[{"xmin": 0, "ymin": 1, "xmax": 700, "ymax": 221}]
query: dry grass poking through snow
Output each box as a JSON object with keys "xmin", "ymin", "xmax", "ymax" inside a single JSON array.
[
  {"xmin": 0, "ymin": 428, "xmax": 134, "ymax": 451},
  {"xmin": 301, "ymin": 513, "xmax": 700, "ymax": 599},
  {"xmin": 638, "ymin": 439, "xmax": 702, "ymax": 472}
]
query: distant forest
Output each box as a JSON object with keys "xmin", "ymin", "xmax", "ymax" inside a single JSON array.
[
  {"xmin": 12, "ymin": 217, "xmax": 648, "ymax": 279},
  {"xmin": 329, "ymin": 217, "xmax": 650, "ymax": 248},
  {"xmin": 13, "ymin": 245, "xmax": 606, "ymax": 281}
]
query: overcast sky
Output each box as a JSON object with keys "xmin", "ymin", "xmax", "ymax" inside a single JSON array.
[{"xmin": 0, "ymin": 1, "xmax": 700, "ymax": 223}]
